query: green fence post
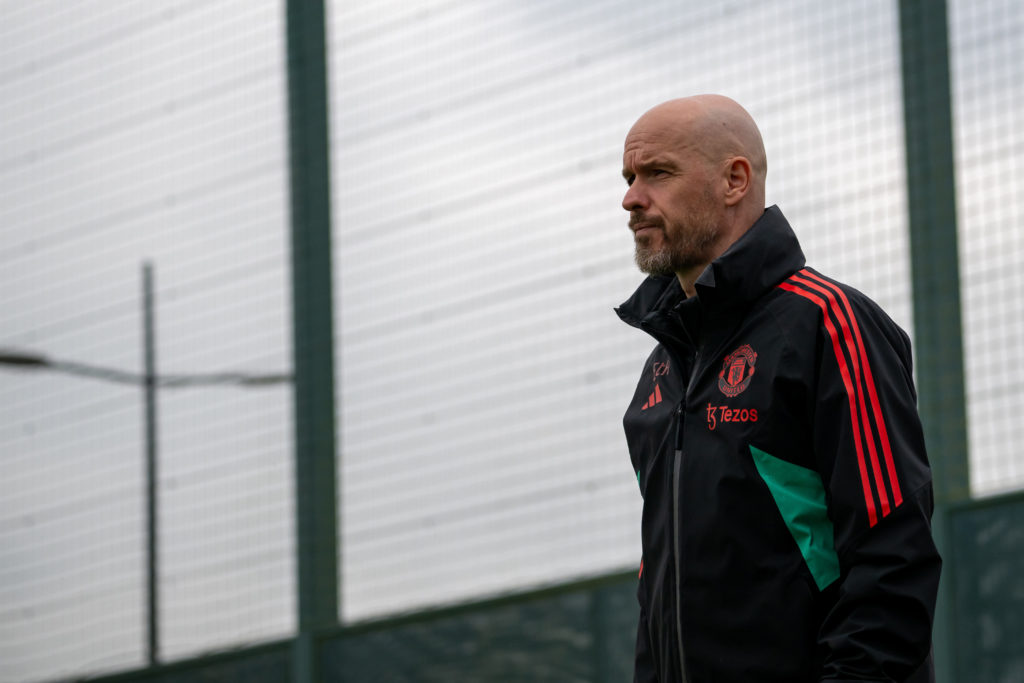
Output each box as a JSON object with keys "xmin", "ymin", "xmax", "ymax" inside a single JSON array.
[
  {"xmin": 287, "ymin": 1, "xmax": 338, "ymax": 681},
  {"xmin": 898, "ymin": 1, "xmax": 970, "ymax": 681}
]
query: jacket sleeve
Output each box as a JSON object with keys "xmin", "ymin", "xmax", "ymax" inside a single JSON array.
[{"xmin": 809, "ymin": 295, "xmax": 942, "ymax": 682}]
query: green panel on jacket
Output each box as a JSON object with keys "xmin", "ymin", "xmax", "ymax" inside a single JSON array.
[{"xmin": 749, "ymin": 445, "xmax": 840, "ymax": 591}]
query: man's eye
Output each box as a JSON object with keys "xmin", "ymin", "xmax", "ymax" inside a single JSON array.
[{"xmin": 651, "ymin": 169, "xmax": 667, "ymax": 177}]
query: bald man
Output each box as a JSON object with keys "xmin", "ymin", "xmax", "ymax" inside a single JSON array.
[{"xmin": 616, "ymin": 96, "xmax": 940, "ymax": 683}]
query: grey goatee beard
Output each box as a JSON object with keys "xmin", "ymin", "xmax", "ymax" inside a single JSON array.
[
  {"xmin": 632, "ymin": 224, "xmax": 717, "ymax": 277},
  {"xmin": 634, "ymin": 241, "xmax": 675, "ymax": 276},
  {"xmin": 631, "ymin": 197, "xmax": 719, "ymax": 277}
]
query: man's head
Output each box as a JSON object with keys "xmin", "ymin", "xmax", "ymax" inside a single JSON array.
[{"xmin": 621, "ymin": 95, "xmax": 767, "ymax": 295}]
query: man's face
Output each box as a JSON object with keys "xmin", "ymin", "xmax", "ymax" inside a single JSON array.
[{"xmin": 621, "ymin": 120, "xmax": 723, "ymax": 277}]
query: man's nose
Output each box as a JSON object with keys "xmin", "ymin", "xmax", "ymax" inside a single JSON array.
[{"xmin": 622, "ymin": 182, "xmax": 648, "ymax": 212}]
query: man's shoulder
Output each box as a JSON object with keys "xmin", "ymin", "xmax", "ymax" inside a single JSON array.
[
  {"xmin": 773, "ymin": 267, "xmax": 894, "ymax": 318},
  {"xmin": 772, "ymin": 266, "xmax": 912, "ymax": 355}
]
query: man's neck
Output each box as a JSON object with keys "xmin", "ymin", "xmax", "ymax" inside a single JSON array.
[
  {"xmin": 676, "ymin": 211, "xmax": 764, "ymax": 297},
  {"xmin": 676, "ymin": 270, "xmax": 700, "ymax": 299}
]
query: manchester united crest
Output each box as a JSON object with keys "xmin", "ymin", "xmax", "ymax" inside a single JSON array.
[{"xmin": 718, "ymin": 344, "xmax": 757, "ymax": 397}]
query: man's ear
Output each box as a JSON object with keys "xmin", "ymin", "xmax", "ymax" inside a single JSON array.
[{"xmin": 723, "ymin": 156, "xmax": 752, "ymax": 206}]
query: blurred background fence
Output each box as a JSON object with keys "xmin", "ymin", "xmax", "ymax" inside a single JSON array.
[{"xmin": 0, "ymin": 0, "xmax": 1021, "ymax": 682}]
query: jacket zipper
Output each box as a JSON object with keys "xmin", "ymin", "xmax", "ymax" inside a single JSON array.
[
  {"xmin": 672, "ymin": 401, "xmax": 687, "ymax": 683},
  {"xmin": 673, "ymin": 346, "xmax": 703, "ymax": 682}
]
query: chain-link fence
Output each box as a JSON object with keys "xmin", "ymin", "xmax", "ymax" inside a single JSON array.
[{"xmin": 1, "ymin": 1, "xmax": 1022, "ymax": 682}]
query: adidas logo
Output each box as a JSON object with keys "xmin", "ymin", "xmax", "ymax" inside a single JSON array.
[{"xmin": 641, "ymin": 384, "xmax": 663, "ymax": 410}]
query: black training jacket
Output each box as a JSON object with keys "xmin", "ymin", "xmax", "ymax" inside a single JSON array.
[{"xmin": 616, "ymin": 207, "xmax": 941, "ymax": 683}]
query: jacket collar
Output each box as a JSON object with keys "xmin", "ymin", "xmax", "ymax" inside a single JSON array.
[{"xmin": 616, "ymin": 205, "xmax": 805, "ymax": 328}]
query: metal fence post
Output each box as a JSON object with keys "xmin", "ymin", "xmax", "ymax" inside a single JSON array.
[
  {"xmin": 142, "ymin": 262, "xmax": 160, "ymax": 666},
  {"xmin": 286, "ymin": 1, "xmax": 339, "ymax": 681},
  {"xmin": 898, "ymin": 1, "xmax": 970, "ymax": 681}
]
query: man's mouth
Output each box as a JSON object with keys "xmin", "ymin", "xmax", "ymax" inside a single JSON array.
[
  {"xmin": 629, "ymin": 215, "xmax": 662, "ymax": 235},
  {"xmin": 631, "ymin": 223, "xmax": 660, "ymax": 236}
]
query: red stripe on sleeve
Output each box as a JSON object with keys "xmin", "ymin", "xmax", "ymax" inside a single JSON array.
[
  {"xmin": 802, "ymin": 270, "xmax": 903, "ymax": 506},
  {"xmin": 778, "ymin": 279, "xmax": 879, "ymax": 527},
  {"xmin": 790, "ymin": 273, "xmax": 893, "ymax": 517}
]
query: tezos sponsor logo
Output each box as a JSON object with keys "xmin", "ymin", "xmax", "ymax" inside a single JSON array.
[{"xmin": 706, "ymin": 403, "xmax": 758, "ymax": 431}]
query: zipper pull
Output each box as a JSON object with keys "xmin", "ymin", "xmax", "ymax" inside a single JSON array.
[{"xmin": 674, "ymin": 404, "xmax": 684, "ymax": 453}]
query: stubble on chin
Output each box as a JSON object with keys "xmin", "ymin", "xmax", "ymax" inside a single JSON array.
[
  {"xmin": 630, "ymin": 214, "xmax": 676, "ymax": 277},
  {"xmin": 634, "ymin": 235, "xmax": 675, "ymax": 276},
  {"xmin": 632, "ymin": 212, "xmax": 719, "ymax": 278}
]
